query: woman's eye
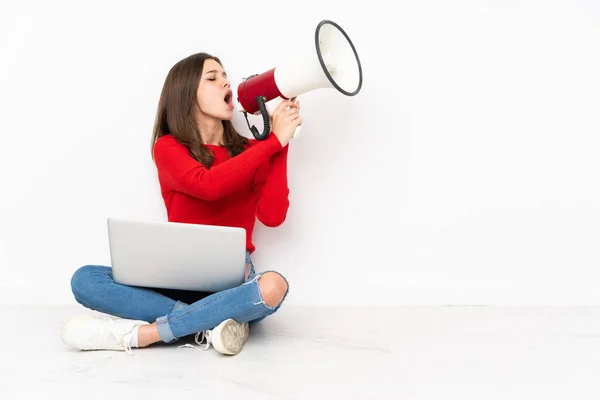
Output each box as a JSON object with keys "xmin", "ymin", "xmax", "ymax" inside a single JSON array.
[{"xmin": 208, "ymin": 78, "xmax": 216, "ymax": 81}]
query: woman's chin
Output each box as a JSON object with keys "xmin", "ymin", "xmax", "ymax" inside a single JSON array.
[{"xmin": 221, "ymin": 111, "xmax": 234, "ymax": 121}]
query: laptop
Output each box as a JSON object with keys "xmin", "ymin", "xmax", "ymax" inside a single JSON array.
[{"xmin": 107, "ymin": 218, "xmax": 247, "ymax": 292}]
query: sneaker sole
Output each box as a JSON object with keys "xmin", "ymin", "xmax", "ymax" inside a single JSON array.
[{"xmin": 215, "ymin": 319, "xmax": 249, "ymax": 355}]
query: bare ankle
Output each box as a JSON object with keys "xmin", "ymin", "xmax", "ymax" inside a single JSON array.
[{"xmin": 138, "ymin": 323, "xmax": 160, "ymax": 347}]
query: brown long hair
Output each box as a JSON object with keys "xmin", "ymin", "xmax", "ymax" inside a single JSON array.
[{"xmin": 150, "ymin": 52, "xmax": 249, "ymax": 168}]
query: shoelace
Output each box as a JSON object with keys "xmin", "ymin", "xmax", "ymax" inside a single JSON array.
[
  {"xmin": 121, "ymin": 332, "xmax": 135, "ymax": 355},
  {"xmin": 178, "ymin": 330, "xmax": 211, "ymax": 351},
  {"xmin": 103, "ymin": 318, "xmax": 136, "ymax": 355}
]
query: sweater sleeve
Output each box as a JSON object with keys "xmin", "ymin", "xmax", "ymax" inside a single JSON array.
[
  {"xmin": 153, "ymin": 133, "xmax": 283, "ymax": 201},
  {"xmin": 252, "ymin": 143, "xmax": 290, "ymax": 227}
]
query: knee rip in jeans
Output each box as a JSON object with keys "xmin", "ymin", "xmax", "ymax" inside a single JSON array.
[{"xmin": 245, "ymin": 271, "xmax": 289, "ymax": 309}]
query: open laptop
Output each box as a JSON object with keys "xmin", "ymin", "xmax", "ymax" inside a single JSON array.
[{"xmin": 107, "ymin": 218, "xmax": 247, "ymax": 292}]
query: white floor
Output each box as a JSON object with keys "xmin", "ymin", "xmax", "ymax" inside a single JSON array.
[{"xmin": 2, "ymin": 305, "xmax": 600, "ymax": 399}]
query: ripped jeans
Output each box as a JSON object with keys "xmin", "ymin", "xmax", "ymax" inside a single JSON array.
[{"xmin": 70, "ymin": 251, "xmax": 288, "ymax": 343}]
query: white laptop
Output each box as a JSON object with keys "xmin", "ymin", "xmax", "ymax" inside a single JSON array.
[{"xmin": 107, "ymin": 218, "xmax": 247, "ymax": 292}]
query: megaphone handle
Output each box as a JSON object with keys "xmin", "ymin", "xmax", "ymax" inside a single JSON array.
[
  {"xmin": 244, "ymin": 96, "xmax": 270, "ymax": 141},
  {"xmin": 293, "ymin": 125, "xmax": 302, "ymax": 139}
]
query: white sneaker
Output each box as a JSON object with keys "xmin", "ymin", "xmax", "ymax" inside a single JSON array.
[
  {"xmin": 180, "ymin": 318, "xmax": 249, "ymax": 355},
  {"xmin": 61, "ymin": 314, "xmax": 149, "ymax": 355}
]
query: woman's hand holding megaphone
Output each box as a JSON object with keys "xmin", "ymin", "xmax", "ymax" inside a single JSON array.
[{"xmin": 269, "ymin": 97, "xmax": 302, "ymax": 147}]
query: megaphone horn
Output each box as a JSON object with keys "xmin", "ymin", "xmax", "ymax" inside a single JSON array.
[{"xmin": 237, "ymin": 19, "xmax": 363, "ymax": 140}]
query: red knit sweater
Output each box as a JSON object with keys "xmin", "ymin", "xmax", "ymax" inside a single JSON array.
[{"xmin": 152, "ymin": 132, "xmax": 289, "ymax": 254}]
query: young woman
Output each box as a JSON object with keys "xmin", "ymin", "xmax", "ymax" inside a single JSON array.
[{"xmin": 60, "ymin": 52, "xmax": 302, "ymax": 356}]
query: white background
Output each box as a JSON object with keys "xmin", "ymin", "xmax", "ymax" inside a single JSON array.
[{"xmin": 1, "ymin": 0, "xmax": 598, "ymax": 306}]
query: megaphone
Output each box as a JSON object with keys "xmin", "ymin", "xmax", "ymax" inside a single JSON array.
[{"xmin": 237, "ymin": 19, "xmax": 363, "ymax": 141}]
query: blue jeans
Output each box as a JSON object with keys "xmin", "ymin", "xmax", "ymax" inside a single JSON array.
[{"xmin": 70, "ymin": 251, "xmax": 288, "ymax": 343}]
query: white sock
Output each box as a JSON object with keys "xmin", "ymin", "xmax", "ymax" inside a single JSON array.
[{"xmin": 129, "ymin": 326, "xmax": 141, "ymax": 348}]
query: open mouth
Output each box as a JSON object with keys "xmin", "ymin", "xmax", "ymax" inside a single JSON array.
[{"xmin": 224, "ymin": 91, "xmax": 232, "ymax": 105}]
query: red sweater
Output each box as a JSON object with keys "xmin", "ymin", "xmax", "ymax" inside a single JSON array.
[{"xmin": 152, "ymin": 132, "xmax": 290, "ymax": 254}]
